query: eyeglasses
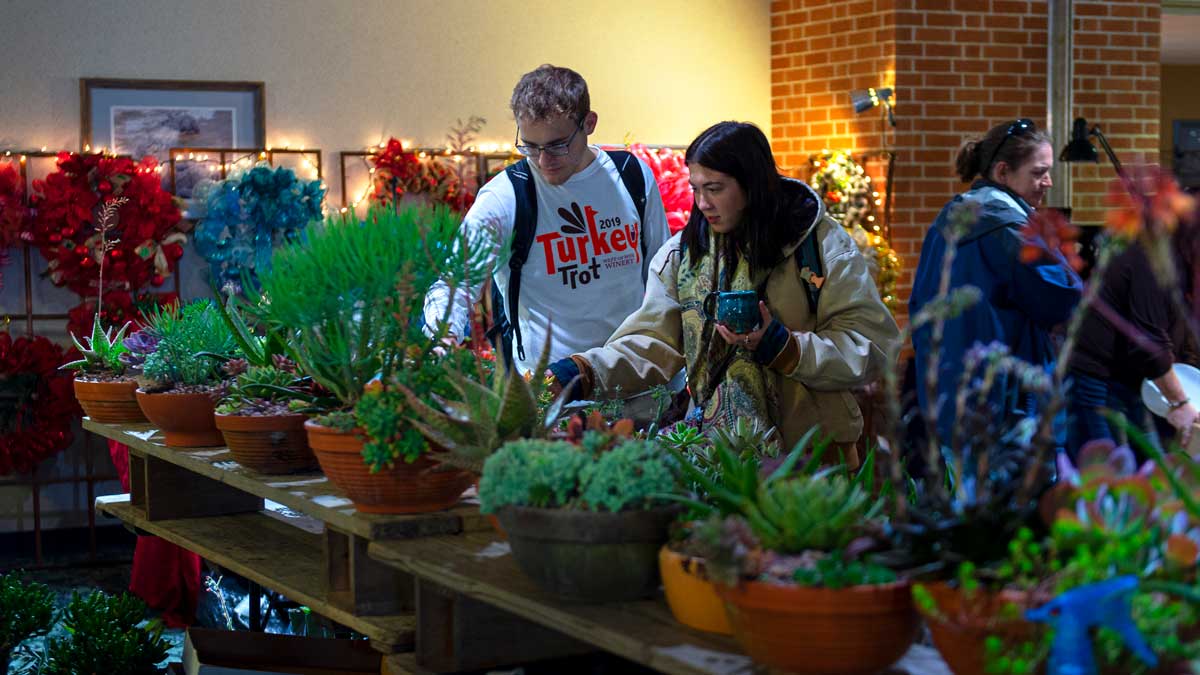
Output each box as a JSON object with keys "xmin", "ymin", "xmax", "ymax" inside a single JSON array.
[
  {"xmin": 983, "ymin": 118, "xmax": 1036, "ymax": 176},
  {"xmin": 514, "ymin": 117, "xmax": 584, "ymax": 158}
]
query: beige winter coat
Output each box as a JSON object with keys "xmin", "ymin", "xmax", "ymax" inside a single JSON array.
[{"xmin": 573, "ymin": 185, "xmax": 900, "ymax": 452}]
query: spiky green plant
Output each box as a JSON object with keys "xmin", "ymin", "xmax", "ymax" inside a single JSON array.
[
  {"xmin": 43, "ymin": 590, "xmax": 169, "ymax": 675},
  {"xmin": 253, "ymin": 204, "xmax": 491, "ymax": 410},
  {"xmin": 60, "ymin": 321, "xmax": 132, "ymax": 376},
  {"xmin": 747, "ymin": 473, "xmax": 883, "ymax": 553},
  {"xmin": 140, "ymin": 300, "xmax": 238, "ymax": 387},
  {"xmin": 664, "ymin": 426, "xmax": 832, "ymax": 519},
  {"xmin": 399, "ymin": 337, "xmax": 569, "ymax": 473}
]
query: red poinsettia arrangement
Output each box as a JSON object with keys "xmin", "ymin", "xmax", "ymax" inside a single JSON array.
[
  {"xmin": 27, "ymin": 152, "xmax": 187, "ymax": 297},
  {"xmin": 369, "ymin": 138, "xmax": 475, "ymax": 213},
  {"xmin": 0, "ymin": 162, "xmax": 30, "ymax": 290},
  {"xmin": 627, "ymin": 144, "xmax": 691, "ymax": 235},
  {"xmin": 0, "ymin": 330, "xmax": 80, "ymax": 475}
]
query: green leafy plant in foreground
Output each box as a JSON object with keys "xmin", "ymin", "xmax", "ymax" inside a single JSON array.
[
  {"xmin": 60, "ymin": 321, "xmax": 132, "ymax": 376},
  {"xmin": 0, "ymin": 571, "xmax": 55, "ymax": 669},
  {"xmin": 42, "ymin": 590, "xmax": 169, "ymax": 675}
]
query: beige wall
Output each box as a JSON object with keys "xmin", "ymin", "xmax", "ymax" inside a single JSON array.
[
  {"xmin": 1161, "ymin": 64, "xmax": 1200, "ymax": 168},
  {"xmin": 0, "ymin": 0, "xmax": 771, "ymax": 206}
]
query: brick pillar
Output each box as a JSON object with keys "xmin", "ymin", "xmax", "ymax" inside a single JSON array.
[
  {"xmin": 1070, "ymin": 0, "xmax": 1161, "ymax": 225},
  {"xmin": 770, "ymin": 0, "xmax": 1162, "ymax": 314}
]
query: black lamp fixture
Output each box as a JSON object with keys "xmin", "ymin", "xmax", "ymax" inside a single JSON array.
[
  {"xmin": 850, "ymin": 87, "xmax": 896, "ymax": 127},
  {"xmin": 1060, "ymin": 117, "xmax": 1126, "ymax": 181}
]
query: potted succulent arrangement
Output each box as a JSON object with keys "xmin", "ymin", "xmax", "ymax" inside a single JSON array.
[
  {"xmin": 688, "ymin": 469, "xmax": 915, "ymax": 675},
  {"xmin": 655, "ymin": 419, "xmax": 785, "ymax": 636},
  {"xmin": 253, "ymin": 204, "xmax": 491, "ymax": 513},
  {"xmin": 477, "ymin": 431, "xmax": 679, "ymax": 602},
  {"xmin": 671, "ymin": 425, "xmax": 914, "ymax": 674},
  {"xmin": 960, "ymin": 435, "xmax": 1200, "ymax": 675},
  {"xmin": 62, "ymin": 320, "xmax": 145, "ymax": 424},
  {"xmin": 211, "ymin": 294, "xmax": 321, "ymax": 474},
  {"xmin": 59, "ymin": 197, "xmax": 147, "ymax": 424},
  {"xmin": 131, "ymin": 299, "xmax": 239, "ymax": 447}
]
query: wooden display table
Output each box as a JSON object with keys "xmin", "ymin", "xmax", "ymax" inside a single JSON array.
[
  {"xmin": 85, "ymin": 418, "xmax": 487, "ymax": 655},
  {"xmin": 88, "ymin": 418, "xmax": 951, "ymax": 674},
  {"xmin": 370, "ymin": 533, "xmax": 952, "ymax": 675}
]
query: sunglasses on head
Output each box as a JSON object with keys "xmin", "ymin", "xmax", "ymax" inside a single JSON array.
[{"xmin": 983, "ymin": 118, "xmax": 1036, "ymax": 176}]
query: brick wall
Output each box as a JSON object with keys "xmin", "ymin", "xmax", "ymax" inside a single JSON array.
[
  {"xmin": 1070, "ymin": 0, "xmax": 1161, "ymax": 226},
  {"xmin": 770, "ymin": 0, "xmax": 1161, "ymax": 312}
]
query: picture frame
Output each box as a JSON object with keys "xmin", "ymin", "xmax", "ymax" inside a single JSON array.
[
  {"xmin": 1173, "ymin": 119, "xmax": 1200, "ymax": 189},
  {"xmin": 80, "ymin": 78, "xmax": 265, "ymax": 201}
]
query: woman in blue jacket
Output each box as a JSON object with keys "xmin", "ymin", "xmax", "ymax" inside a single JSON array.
[{"xmin": 909, "ymin": 119, "xmax": 1083, "ymax": 445}]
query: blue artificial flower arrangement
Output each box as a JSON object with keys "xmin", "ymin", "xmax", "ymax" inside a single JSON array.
[{"xmin": 194, "ymin": 163, "xmax": 325, "ymax": 292}]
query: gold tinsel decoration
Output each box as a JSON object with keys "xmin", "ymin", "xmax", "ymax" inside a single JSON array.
[{"xmin": 808, "ymin": 151, "xmax": 900, "ymax": 311}]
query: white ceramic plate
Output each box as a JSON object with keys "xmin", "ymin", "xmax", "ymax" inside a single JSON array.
[{"xmin": 1141, "ymin": 363, "xmax": 1200, "ymax": 417}]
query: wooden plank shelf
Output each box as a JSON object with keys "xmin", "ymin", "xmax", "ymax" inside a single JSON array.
[
  {"xmin": 84, "ymin": 418, "xmax": 489, "ymax": 540},
  {"xmin": 371, "ymin": 533, "xmax": 953, "ymax": 675},
  {"xmin": 96, "ymin": 494, "xmax": 415, "ymax": 652},
  {"xmin": 370, "ymin": 532, "xmax": 752, "ymax": 675}
]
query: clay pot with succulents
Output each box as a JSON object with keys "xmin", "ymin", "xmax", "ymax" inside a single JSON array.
[
  {"xmin": 480, "ymin": 437, "xmax": 679, "ymax": 602},
  {"xmin": 214, "ymin": 358, "xmax": 317, "ymax": 474},
  {"xmin": 61, "ymin": 321, "xmax": 147, "ymax": 424},
  {"xmin": 675, "ymin": 438, "xmax": 915, "ymax": 675},
  {"xmin": 133, "ymin": 300, "xmax": 239, "ymax": 447},
  {"xmin": 253, "ymin": 204, "xmax": 493, "ymax": 512}
]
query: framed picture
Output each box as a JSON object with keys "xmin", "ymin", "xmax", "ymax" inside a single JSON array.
[
  {"xmin": 1174, "ymin": 120, "xmax": 1200, "ymax": 190},
  {"xmin": 80, "ymin": 78, "xmax": 265, "ymax": 200}
]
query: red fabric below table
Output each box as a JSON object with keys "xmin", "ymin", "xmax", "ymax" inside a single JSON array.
[{"xmin": 109, "ymin": 440, "xmax": 200, "ymax": 627}]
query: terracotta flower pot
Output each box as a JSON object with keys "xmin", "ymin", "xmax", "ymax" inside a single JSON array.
[
  {"xmin": 135, "ymin": 389, "xmax": 224, "ymax": 447},
  {"xmin": 74, "ymin": 378, "xmax": 147, "ymax": 424},
  {"xmin": 305, "ymin": 421, "xmax": 474, "ymax": 514},
  {"xmin": 659, "ymin": 546, "xmax": 732, "ymax": 635},
  {"xmin": 917, "ymin": 582, "xmax": 1042, "ymax": 675},
  {"xmin": 215, "ymin": 412, "xmax": 317, "ymax": 474},
  {"xmin": 717, "ymin": 579, "xmax": 917, "ymax": 675},
  {"xmin": 495, "ymin": 505, "xmax": 676, "ymax": 602}
]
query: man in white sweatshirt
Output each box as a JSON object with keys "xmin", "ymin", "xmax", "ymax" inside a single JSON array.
[{"xmin": 423, "ymin": 64, "xmax": 669, "ymax": 378}]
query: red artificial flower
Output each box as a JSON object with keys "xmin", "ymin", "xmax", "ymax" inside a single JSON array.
[
  {"xmin": 628, "ymin": 143, "xmax": 691, "ymax": 235},
  {"xmin": 0, "ymin": 331, "xmax": 80, "ymax": 475},
  {"xmin": 28, "ymin": 152, "xmax": 186, "ymax": 327},
  {"xmin": 368, "ymin": 137, "xmax": 477, "ymax": 214}
]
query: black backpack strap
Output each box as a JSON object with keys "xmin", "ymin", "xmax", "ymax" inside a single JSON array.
[
  {"xmin": 605, "ymin": 150, "xmax": 649, "ymax": 261},
  {"xmin": 492, "ymin": 159, "xmax": 539, "ymax": 365}
]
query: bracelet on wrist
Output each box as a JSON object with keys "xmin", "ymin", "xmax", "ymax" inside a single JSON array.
[{"xmin": 1167, "ymin": 397, "xmax": 1190, "ymax": 411}]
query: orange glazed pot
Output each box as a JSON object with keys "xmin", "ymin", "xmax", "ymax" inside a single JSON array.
[
  {"xmin": 135, "ymin": 389, "xmax": 224, "ymax": 447},
  {"xmin": 717, "ymin": 579, "xmax": 917, "ymax": 675},
  {"xmin": 214, "ymin": 413, "xmax": 317, "ymax": 474},
  {"xmin": 74, "ymin": 378, "xmax": 148, "ymax": 424},
  {"xmin": 659, "ymin": 546, "xmax": 732, "ymax": 635},
  {"xmin": 305, "ymin": 421, "xmax": 475, "ymax": 514},
  {"xmin": 918, "ymin": 583, "xmax": 1043, "ymax": 675}
]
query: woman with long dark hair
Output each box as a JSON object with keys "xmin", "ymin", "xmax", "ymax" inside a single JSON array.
[{"xmin": 549, "ymin": 121, "xmax": 899, "ymax": 460}]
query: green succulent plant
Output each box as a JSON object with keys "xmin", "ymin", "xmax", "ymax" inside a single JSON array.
[
  {"xmin": 665, "ymin": 426, "xmax": 833, "ymax": 519},
  {"xmin": 140, "ymin": 300, "xmax": 239, "ymax": 388},
  {"xmin": 479, "ymin": 436, "xmax": 677, "ymax": 514},
  {"xmin": 0, "ymin": 571, "xmax": 55, "ymax": 670},
  {"xmin": 60, "ymin": 320, "xmax": 132, "ymax": 376},
  {"xmin": 43, "ymin": 590, "xmax": 169, "ymax": 675},
  {"xmin": 749, "ymin": 473, "xmax": 883, "ymax": 554},
  {"xmin": 400, "ymin": 338, "xmax": 568, "ymax": 474}
]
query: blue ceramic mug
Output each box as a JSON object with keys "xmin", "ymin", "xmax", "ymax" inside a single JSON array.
[{"xmin": 702, "ymin": 290, "xmax": 760, "ymax": 334}]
